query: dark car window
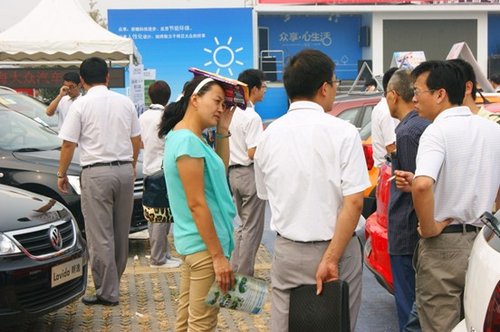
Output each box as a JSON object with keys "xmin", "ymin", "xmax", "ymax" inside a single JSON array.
[
  {"xmin": 0, "ymin": 93, "xmax": 58, "ymax": 129},
  {"xmin": 358, "ymin": 105, "xmax": 374, "ymax": 140},
  {"xmin": 0, "ymin": 109, "xmax": 61, "ymax": 151}
]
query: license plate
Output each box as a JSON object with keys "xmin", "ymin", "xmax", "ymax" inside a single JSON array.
[{"xmin": 51, "ymin": 257, "xmax": 83, "ymax": 288}]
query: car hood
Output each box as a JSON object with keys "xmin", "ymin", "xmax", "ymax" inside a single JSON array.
[
  {"xmin": 0, "ymin": 185, "xmax": 71, "ymax": 232},
  {"xmin": 12, "ymin": 149, "xmax": 81, "ymax": 175},
  {"xmin": 12, "ymin": 149, "xmax": 144, "ymax": 179}
]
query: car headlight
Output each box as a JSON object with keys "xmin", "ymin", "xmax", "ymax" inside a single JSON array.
[
  {"xmin": 0, "ymin": 233, "xmax": 21, "ymax": 255},
  {"xmin": 67, "ymin": 175, "xmax": 81, "ymax": 195}
]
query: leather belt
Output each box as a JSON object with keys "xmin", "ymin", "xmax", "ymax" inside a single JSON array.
[
  {"xmin": 82, "ymin": 160, "xmax": 132, "ymax": 169},
  {"xmin": 441, "ymin": 224, "xmax": 481, "ymax": 234},
  {"xmin": 228, "ymin": 163, "xmax": 253, "ymax": 170},
  {"xmin": 277, "ymin": 232, "xmax": 356, "ymax": 243}
]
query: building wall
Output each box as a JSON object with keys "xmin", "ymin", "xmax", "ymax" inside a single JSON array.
[{"xmin": 372, "ymin": 11, "xmax": 488, "ymax": 75}]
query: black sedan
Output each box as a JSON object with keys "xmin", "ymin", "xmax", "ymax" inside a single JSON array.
[
  {"xmin": 0, "ymin": 105, "xmax": 147, "ymax": 235},
  {"xmin": 0, "ymin": 184, "xmax": 87, "ymax": 320}
]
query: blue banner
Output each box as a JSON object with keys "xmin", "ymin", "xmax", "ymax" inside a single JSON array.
[
  {"xmin": 108, "ymin": 8, "xmax": 253, "ymax": 98},
  {"xmin": 258, "ymin": 15, "xmax": 362, "ymax": 79}
]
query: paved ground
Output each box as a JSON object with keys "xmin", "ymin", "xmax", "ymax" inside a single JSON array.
[
  {"xmin": 8, "ymin": 206, "xmax": 398, "ymax": 332},
  {"xmin": 6, "ymin": 238, "xmax": 272, "ymax": 332}
]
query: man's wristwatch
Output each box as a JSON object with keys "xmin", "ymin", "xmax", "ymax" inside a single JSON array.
[{"xmin": 57, "ymin": 171, "xmax": 66, "ymax": 179}]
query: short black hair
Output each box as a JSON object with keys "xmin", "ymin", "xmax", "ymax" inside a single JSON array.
[
  {"xmin": 148, "ymin": 80, "xmax": 171, "ymax": 106},
  {"xmin": 364, "ymin": 78, "xmax": 377, "ymax": 88},
  {"xmin": 237, "ymin": 69, "xmax": 265, "ymax": 91},
  {"xmin": 448, "ymin": 58, "xmax": 477, "ymax": 99},
  {"xmin": 412, "ymin": 60, "xmax": 465, "ymax": 106},
  {"xmin": 80, "ymin": 57, "xmax": 108, "ymax": 85},
  {"xmin": 63, "ymin": 72, "xmax": 80, "ymax": 84},
  {"xmin": 283, "ymin": 49, "xmax": 335, "ymax": 100}
]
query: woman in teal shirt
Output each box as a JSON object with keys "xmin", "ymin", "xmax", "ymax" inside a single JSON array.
[{"xmin": 159, "ymin": 75, "xmax": 236, "ymax": 331}]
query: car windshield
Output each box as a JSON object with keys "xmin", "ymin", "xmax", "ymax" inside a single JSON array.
[
  {"xmin": 0, "ymin": 109, "xmax": 61, "ymax": 151},
  {"xmin": 0, "ymin": 93, "xmax": 58, "ymax": 130}
]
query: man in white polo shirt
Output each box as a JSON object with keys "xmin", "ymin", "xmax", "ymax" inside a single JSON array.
[
  {"xmin": 254, "ymin": 49, "xmax": 370, "ymax": 332},
  {"xmin": 46, "ymin": 71, "xmax": 81, "ymax": 131},
  {"xmin": 228, "ymin": 68, "xmax": 266, "ymax": 277},
  {"xmin": 57, "ymin": 57, "xmax": 141, "ymax": 306},
  {"xmin": 396, "ymin": 60, "xmax": 500, "ymax": 331}
]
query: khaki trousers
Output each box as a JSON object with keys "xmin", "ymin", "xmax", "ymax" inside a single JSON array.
[
  {"xmin": 270, "ymin": 235, "xmax": 363, "ymax": 332},
  {"xmin": 175, "ymin": 250, "xmax": 219, "ymax": 332},
  {"xmin": 414, "ymin": 231, "xmax": 477, "ymax": 332}
]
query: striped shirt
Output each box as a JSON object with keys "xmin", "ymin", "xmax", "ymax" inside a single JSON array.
[{"xmin": 388, "ymin": 110, "xmax": 431, "ymax": 255}]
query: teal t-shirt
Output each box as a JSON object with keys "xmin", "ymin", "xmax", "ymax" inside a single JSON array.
[{"xmin": 164, "ymin": 129, "xmax": 235, "ymax": 258}]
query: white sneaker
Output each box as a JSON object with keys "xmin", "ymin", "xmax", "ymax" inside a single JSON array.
[
  {"xmin": 150, "ymin": 259, "xmax": 181, "ymax": 269},
  {"xmin": 168, "ymin": 256, "xmax": 182, "ymax": 263},
  {"xmin": 145, "ymin": 255, "xmax": 151, "ymax": 259}
]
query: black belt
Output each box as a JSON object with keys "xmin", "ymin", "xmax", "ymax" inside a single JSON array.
[
  {"xmin": 228, "ymin": 163, "xmax": 253, "ymax": 170},
  {"xmin": 441, "ymin": 224, "xmax": 481, "ymax": 234},
  {"xmin": 82, "ymin": 160, "xmax": 132, "ymax": 169},
  {"xmin": 277, "ymin": 232, "xmax": 356, "ymax": 243}
]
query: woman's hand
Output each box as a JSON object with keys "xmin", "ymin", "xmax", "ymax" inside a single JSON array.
[
  {"xmin": 217, "ymin": 105, "xmax": 236, "ymax": 133},
  {"xmin": 212, "ymin": 254, "xmax": 234, "ymax": 293}
]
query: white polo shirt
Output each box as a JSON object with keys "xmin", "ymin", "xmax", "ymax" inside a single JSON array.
[
  {"xmin": 254, "ymin": 101, "xmax": 371, "ymax": 242},
  {"xmin": 371, "ymin": 97, "xmax": 399, "ymax": 167},
  {"xmin": 56, "ymin": 95, "xmax": 79, "ymax": 130},
  {"xmin": 59, "ymin": 85, "xmax": 141, "ymax": 167},
  {"xmin": 139, "ymin": 104, "xmax": 165, "ymax": 176},
  {"xmin": 414, "ymin": 106, "xmax": 500, "ymax": 226},
  {"xmin": 228, "ymin": 102, "xmax": 263, "ymax": 166}
]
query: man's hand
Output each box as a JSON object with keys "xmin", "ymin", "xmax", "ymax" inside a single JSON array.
[
  {"xmin": 59, "ymin": 85, "xmax": 69, "ymax": 97},
  {"xmin": 395, "ymin": 170, "xmax": 414, "ymax": 192},
  {"xmin": 417, "ymin": 218, "xmax": 453, "ymax": 238},
  {"xmin": 57, "ymin": 176, "xmax": 69, "ymax": 193},
  {"xmin": 315, "ymin": 257, "xmax": 339, "ymax": 295}
]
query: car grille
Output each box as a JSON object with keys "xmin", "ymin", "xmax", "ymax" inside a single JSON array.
[
  {"xmin": 15, "ymin": 269, "xmax": 87, "ymax": 313},
  {"xmin": 11, "ymin": 219, "xmax": 76, "ymax": 259},
  {"xmin": 134, "ymin": 178, "xmax": 144, "ymax": 195}
]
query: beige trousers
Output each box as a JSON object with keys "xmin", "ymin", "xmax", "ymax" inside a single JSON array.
[
  {"xmin": 414, "ymin": 231, "xmax": 477, "ymax": 332},
  {"xmin": 175, "ymin": 250, "xmax": 219, "ymax": 332}
]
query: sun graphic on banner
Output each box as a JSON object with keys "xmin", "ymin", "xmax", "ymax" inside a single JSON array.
[{"xmin": 203, "ymin": 36, "xmax": 244, "ymax": 77}]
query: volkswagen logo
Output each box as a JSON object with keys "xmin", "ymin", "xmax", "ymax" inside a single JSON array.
[{"xmin": 48, "ymin": 225, "xmax": 63, "ymax": 251}]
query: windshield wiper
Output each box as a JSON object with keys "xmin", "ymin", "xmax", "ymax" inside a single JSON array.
[{"xmin": 12, "ymin": 148, "xmax": 43, "ymax": 152}]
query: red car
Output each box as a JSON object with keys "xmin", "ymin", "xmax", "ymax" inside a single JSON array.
[{"xmin": 364, "ymin": 103, "xmax": 500, "ymax": 294}]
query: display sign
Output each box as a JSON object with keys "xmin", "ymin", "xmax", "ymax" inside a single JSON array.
[
  {"xmin": 0, "ymin": 67, "xmax": 125, "ymax": 88},
  {"xmin": 108, "ymin": 8, "xmax": 253, "ymax": 98},
  {"xmin": 390, "ymin": 51, "xmax": 426, "ymax": 69},
  {"xmin": 129, "ymin": 64, "xmax": 145, "ymax": 115},
  {"xmin": 446, "ymin": 41, "xmax": 494, "ymax": 93}
]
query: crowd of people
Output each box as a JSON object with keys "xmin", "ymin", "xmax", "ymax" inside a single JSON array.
[{"xmin": 54, "ymin": 52, "xmax": 500, "ymax": 331}]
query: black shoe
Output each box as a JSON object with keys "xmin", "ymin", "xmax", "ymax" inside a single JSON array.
[{"xmin": 81, "ymin": 295, "xmax": 118, "ymax": 306}]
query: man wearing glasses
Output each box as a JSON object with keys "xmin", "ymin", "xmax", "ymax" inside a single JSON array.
[
  {"xmin": 46, "ymin": 71, "xmax": 82, "ymax": 131},
  {"xmin": 395, "ymin": 60, "xmax": 500, "ymax": 331}
]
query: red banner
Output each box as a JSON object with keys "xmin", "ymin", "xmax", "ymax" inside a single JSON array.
[{"xmin": 259, "ymin": 0, "xmax": 445, "ymax": 3}]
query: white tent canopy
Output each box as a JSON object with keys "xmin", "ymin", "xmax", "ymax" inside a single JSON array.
[{"xmin": 0, "ymin": 0, "xmax": 141, "ymax": 67}]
